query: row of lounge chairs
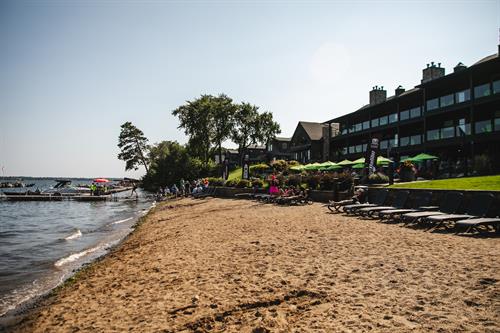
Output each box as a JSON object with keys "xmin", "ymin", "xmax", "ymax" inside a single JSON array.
[
  {"xmin": 328, "ymin": 189, "xmax": 500, "ymax": 235},
  {"xmin": 235, "ymin": 191, "xmax": 313, "ymax": 206}
]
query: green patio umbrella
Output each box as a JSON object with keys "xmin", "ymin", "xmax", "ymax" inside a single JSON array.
[
  {"xmin": 319, "ymin": 164, "xmax": 342, "ymax": 171},
  {"xmin": 336, "ymin": 159, "xmax": 354, "ymax": 166},
  {"xmin": 319, "ymin": 161, "xmax": 337, "ymax": 167},
  {"xmin": 352, "ymin": 163, "xmax": 365, "ymax": 169},
  {"xmin": 400, "ymin": 156, "xmax": 418, "ymax": 163},
  {"xmin": 303, "ymin": 163, "xmax": 322, "ymax": 171},
  {"xmin": 351, "ymin": 157, "xmax": 366, "ymax": 164},
  {"xmin": 412, "ymin": 153, "xmax": 438, "ymax": 161},
  {"xmin": 290, "ymin": 165, "xmax": 305, "ymax": 171},
  {"xmin": 376, "ymin": 156, "xmax": 393, "ymax": 165}
]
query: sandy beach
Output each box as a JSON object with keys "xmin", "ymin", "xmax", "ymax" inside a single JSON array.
[{"xmin": 9, "ymin": 197, "xmax": 499, "ymax": 332}]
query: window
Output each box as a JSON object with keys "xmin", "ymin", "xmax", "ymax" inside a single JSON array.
[
  {"xmin": 410, "ymin": 135, "xmax": 421, "ymax": 145},
  {"xmin": 307, "ymin": 150, "xmax": 311, "ymax": 160},
  {"xmin": 389, "ymin": 113, "xmax": 398, "ymax": 123},
  {"xmin": 362, "ymin": 121, "xmax": 370, "ymax": 130},
  {"xmin": 349, "ymin": 146, "xmax": 355, "ymax": 154},
  {"xmin": 380, "ymin": 140, "xmax": 388, "ymax": 149},
  {"xmin": 494, "ymin": 80, "xmax": 500, "ymax": 94},
  {"xmin": 341, "ymin": 125, "xmax": 348, "ymax": 135},
  {"xmin": 399, "ymin": 137, "xmax": 409, "ymax": 147},
  {"xmin": 440, "ymin": 94, "xmax": 454, "ymax": 108},
  {"xmin": 371, "ymin": 118, "xmax": 379, "ymax": 127},
  {"xmin": 456, "ymin": 119, "xmax": 471, "ymax": 136},
  {"xmin": 379, "ymin": 116, "xmax": 388, "ymax": 126},
  {"xmin": 400, "ymin": 110, "xmax": 409, "ymax": 121},
  {"xmin": 355, "ymin": 145, "xmax": 362, "ymax": 153},
  {"xmin": 427, "ymin": 129, "xmax": 440, "ymax": 141},
  {"xmin": 441, "ymin": 126, "xmax": 455, "ymax": 139},
  {"xmin": 268, "ymin": 143, "xmax": 273, "ymax": 151},
  {"xmin": 475, "ymin": 120, "xmax": 492, "ymax": 134},
  {"xmin": 426, "ymin": 98, "xmax": 439, "ymax": 111},
  {"xmin": 342, "ymin": 147, "xmax": 348, "ymax": 155},
  {"xmin": 495, "ymin": 118, "xmax": 500, "ymax": 131},
  {"xmin": 354, "ymin": 123, "xmax": 362, "ymax": 132},
  {"xmin": 410, "ymin": 107, "xmax": 421, "ymax": 118},
  {"xmin": 281, "ymin": 143, "xmax": 287, "ymax": 150},
  {"xmin": 392, "ymin": 134, "xmax": 398, "ymax": 147},
  {"xmin": 474, "ymin": 83, "xmax": 491, "ymax": 98},
  {"xmin": 455, "ymin": 89, "xmax": 470, "ymax": 103},
  {"xmin": 362, "ymin": 144, "xmax": 367, "ymax": 152}
]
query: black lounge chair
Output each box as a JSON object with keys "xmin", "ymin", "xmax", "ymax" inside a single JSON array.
[
  {"xmin": 343, "ymin": 189, "xmax": 389, "ymax": 215},
  {"xmin": 378, "ymin": 191, "xmax": 433, "ymax": 221},
  {"xmin": 356, "ymin": 190, "xmax": 409, "ymax": 218},
  {"xmin": 193, "ymin": 187, "xmax": 217, "ymax": 198},
  {"xmin": 423, "ymin": 193, "xmax": 495, "ymax": 231},
  {"xmin": 455, "ymin": 217, "xmax": 500, "ymax": 234},
  {"xmin": 401, "ymin": 192, "xmax": 464, "ymax": 225}
]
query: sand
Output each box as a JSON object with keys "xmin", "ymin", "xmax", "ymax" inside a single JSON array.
[{"xmin": 9, "ymin": 197, "xmax": 500, "ymax": 332}]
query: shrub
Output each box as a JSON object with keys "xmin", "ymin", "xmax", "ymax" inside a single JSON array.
[
  {"xmin": 304, "ymin": 174, "xmax": 321, "ymax": 190},
  {"xmin": 288, "ymin": 160, "xmax": 300, "ymax": 166},
  {"xmin": 250, "ymin": 163, "xmax": 270, "ymax": 177},
  {"xmin": 236, "ymin": 179, "xmax": 251, "ymax": 188},
  {"xmin": 337, "ymin": 172, "xmax": 353, "ymax": 191},
  {"xmin": 251, "ymin": 178, "xmax": 264, "ymax": 188},
  {"xmin": 207, "ymin": 177, "xmax": 225, "ymax": 186},
  {"xmin": 224, "ymin": 180, "xmax": 237, "ymax": 187},
  {"xmin": 285, "ymin": 174, "xmax": 302, "ymax": 187},
  {"xmin": 319, "ymin": 173, "xmax": 336, "ymax": 190},
  {"xmin": 367, "ymin": 172, "xmax": 389, "ymax": 184},
  {"xmin": 270, "ymin": 159, "xmax": 288, "ymax": 173}
]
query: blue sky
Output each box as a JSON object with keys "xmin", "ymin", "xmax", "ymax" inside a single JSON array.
[{"xmin": 1, "ymin": 0, "xmax": 499, "ymax": 178}]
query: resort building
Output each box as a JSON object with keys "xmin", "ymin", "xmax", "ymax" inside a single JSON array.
[{"xmin": 269, "ymin": 46, "xmax": 500, "ymax": 175}]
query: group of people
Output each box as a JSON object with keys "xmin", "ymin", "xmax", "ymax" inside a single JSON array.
[{"xmin": 156, "ymin": 178, "xmax": 210, "ymax": 200}]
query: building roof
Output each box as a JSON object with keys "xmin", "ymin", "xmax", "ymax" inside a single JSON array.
[
  {"xmin": 247, "ymin": 144, "xmax": 266, "ymax": 150},
  {"xmin": 298, "ymin": 121, "xmax": 324, "ymax": 141},
  {"xmin": 472, "ymin": 53, "xmax": 498, "ymax": 66},
  {"xmin": 274, "ymin": 136, "xmax": 292, "ymax": 142}
]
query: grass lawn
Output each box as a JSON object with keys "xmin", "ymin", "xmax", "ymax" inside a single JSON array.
[
  {"xmin": 227, "ymin": 167, "xmax": 242, "ymax": 181},
  {"xmin": 389, "ymin": 175, "xmax": 500, "ymax": 191}
]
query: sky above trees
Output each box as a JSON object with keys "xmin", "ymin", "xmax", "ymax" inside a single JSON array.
[{"xmin": 1, "ymin": 0, "xmax": 499, "ymax": 178}]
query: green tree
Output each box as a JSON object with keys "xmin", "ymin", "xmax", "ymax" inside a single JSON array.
[
  {"xmin": 117, "ymin": 121, "xmax": 150, "ymax": 173},
  {"xmin": 211, "ymin": 94, "xmax": 237, "ymax": 165},
  {"xmin": 231, "ymin": 103, "xmax": 281, "ymax": 164}
]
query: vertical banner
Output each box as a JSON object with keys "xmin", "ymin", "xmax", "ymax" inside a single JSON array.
[
  {"xmin": 367, "ymin": 138, "xmax": 379, "ymax": 175},
  {"xmin": 242, "ymin": 154, "xmax": 250, "ymax": 180}
]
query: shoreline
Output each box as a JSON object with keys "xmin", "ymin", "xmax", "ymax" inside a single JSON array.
[
  {"xmin": 5, "ymin": 197, "xmax": 499, "ymax": 332},
  {"xmin": 0, "ymin": 200, "xmax": 159, "ymax": 331}
]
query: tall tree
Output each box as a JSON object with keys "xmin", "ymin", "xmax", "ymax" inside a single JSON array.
[
  {"xmin": 117, "ymin": 121, "xmax": 150, "ymax": 173},
  {"xmin": 211, "ymin": 94, "xmax": 237, "ymax": 165},
  {"xmin": 231, "ymin": 103, "xmax": 281, "ymax": 164}
]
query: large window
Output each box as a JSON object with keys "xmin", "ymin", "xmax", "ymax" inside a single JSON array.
[
  {"xmin": 495, "ymin": 118, "xmax": 500, "ymax": 131},
  {"xmin": 410, "ymin": 107, "xmax": 421, "ymax": 119},
  {"xmin": 355, "ymin": 145, "xmax": 362, "ymax": 153},
  {"xmin": 474, "ymin": 83, "xmax": 491, "ymax": 98},
  {"xmin": 349, "ymin": 146, "xmax": 355, "ymax": 154},
  {"xmin": 389, "ymin": 113, "xmax": 398, "ymax": 123},
  {"xmin": 380, "ymin": 140, "xmax": 388, "ymax": 149},
  {"xmin": 456, "ymin": 89, "xmax": 470, "ymax": 103},
  {"xmin": 426, "ymin": 98, "xmax": 439, "ymax": 111},
  {"xmin": 342, "ymin": 147, "xmax": 348, "ymax": 155},
  {"xmin": 362, "ymin": 121, "xmax": 370, "ymax": 130},
  {"xmin": 440, "ymin": 94, "xmax": 454, "ymax": 108},
  {"xmin": 441, "ymin": 126, "xmax": 455, "ymax": 139},
  {"xmin": 410, "ymin": 135, "xmax": 421, "ymax": 145},
  {"xmin": 371, "ymin": 118, "xmax": 379, "ymax": 127},
  {"xmin": 379, "ymin": 115, "xmax": 388, "ymax": 126},
  {"xmin": 362, "ymin": 143, "xmax": 367, "ymax": 152},
  {"xmin": 427, "ymin": 129, "xmax": 440, "ymax": 141},
  {"xmin": 400, "ymin": 136, "xmax": 409, "ymax": 147},
  {"xmin": 475, "ymin": 120, "xmax": 492, "ymax": 134},
  {"xmin": 400, "ymin": 110, "xmax": 409, "ymax": 121},
  {"xmin": 494, "ymin": 80, "xmax": 500, "ymax": 94},
  {"xmin": 456, "ymin": 119, "xmax": 471, "ymax": 136}
]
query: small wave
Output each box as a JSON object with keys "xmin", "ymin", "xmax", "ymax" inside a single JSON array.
[
  {"xmin": 112, "ymin": 217, "xmax": 133, "ymax": 225},
  {"xmin": 64, "ymin": 229, "xmax": 82, "ymax": 240},
  {"xmin": 54, "ymin": 246, "xmax": 101, "ymax": 267}
]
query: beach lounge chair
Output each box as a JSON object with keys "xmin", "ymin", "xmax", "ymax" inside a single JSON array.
[
  {"xmin": 455, "ymin": 217, "xmax": 500, "ymax": 234},
  {"xmin": 401, "ymin": 192, "xmax": 464, "ymax": 225},
  {"xmin": 343, "ymin": 189, "xmax": 389, "ymax": 215},
  {"xmin": 193, "ymin": 187, "xmax": 217, "ymax": 199},
  {"xmin": 423, "ymin": 193, "xmax": 495, "ymax": 231},
  {"xmin": 377, "ymin": 191, "xmax": 433, "ymax": 222},
  {"xmin": 356, "ymin": 190, "xmax": 410, "ymax": 218}
]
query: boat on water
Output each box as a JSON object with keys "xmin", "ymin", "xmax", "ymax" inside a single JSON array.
[{"xmin": 2, "ymin": 180, "xmax": 90, "ymax": 196}]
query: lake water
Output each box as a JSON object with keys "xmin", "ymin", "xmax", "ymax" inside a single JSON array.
[{"xmin": 0, "ymin": 178, "xmax": 153, "ymax": 318}]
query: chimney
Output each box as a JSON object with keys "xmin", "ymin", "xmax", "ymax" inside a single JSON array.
[
  {"xmin": 369, "ymin": 85, "xmax": 387, "ymax": 105},
  {"xmin": 395, "ymin": 85, "xmax": 405, "ymax": 96},
  {"xmin": 453, "ymin": 62, "xmax": 467, "ymax": 73},
  {"xmin": 421, "ymin": 62, "xmax": 445, "ymax": 83}
]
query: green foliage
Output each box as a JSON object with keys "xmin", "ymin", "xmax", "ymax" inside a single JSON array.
[
  {"xmin": 251, "ymin": 178, "xmax": 264, "ymax": 188},
  {"xmin": 225, "ymin": 179, "xmax": 237, "ymax": 187},
  {"xmin": 250, "ymin": 163, "xmax": 270, "ymax": 176},
  {"xmin": 117, "ymin": 122, "xmax": 150, "ymax": 172},
  {"xmin": 207, "ymin": 177, "xmax": 225, "ymax": 186},
  {"xmin": 319, "ymin": 173, "xmax": 336, "ymax": 190},
  {"xmin": 367, "ymin": 172, "xmax": 390, "ymax": 184},
  {"xmin": 270, "ymin": 159, "xmax": 288, "ymax": 172},
  {"xmin": 236, "ymin": 179, "xmax": 251, "ymax": 188},
  {"xmin": 390, "ymin": 175, "xmax": 500, "ymax": 191},
  {"xmin": 304, "ymin": 174, "xmax": 321, "ymax": 190},
  {"xmin": 288, "ymin": 160, "xmax": 300, "ymax": 166}
]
